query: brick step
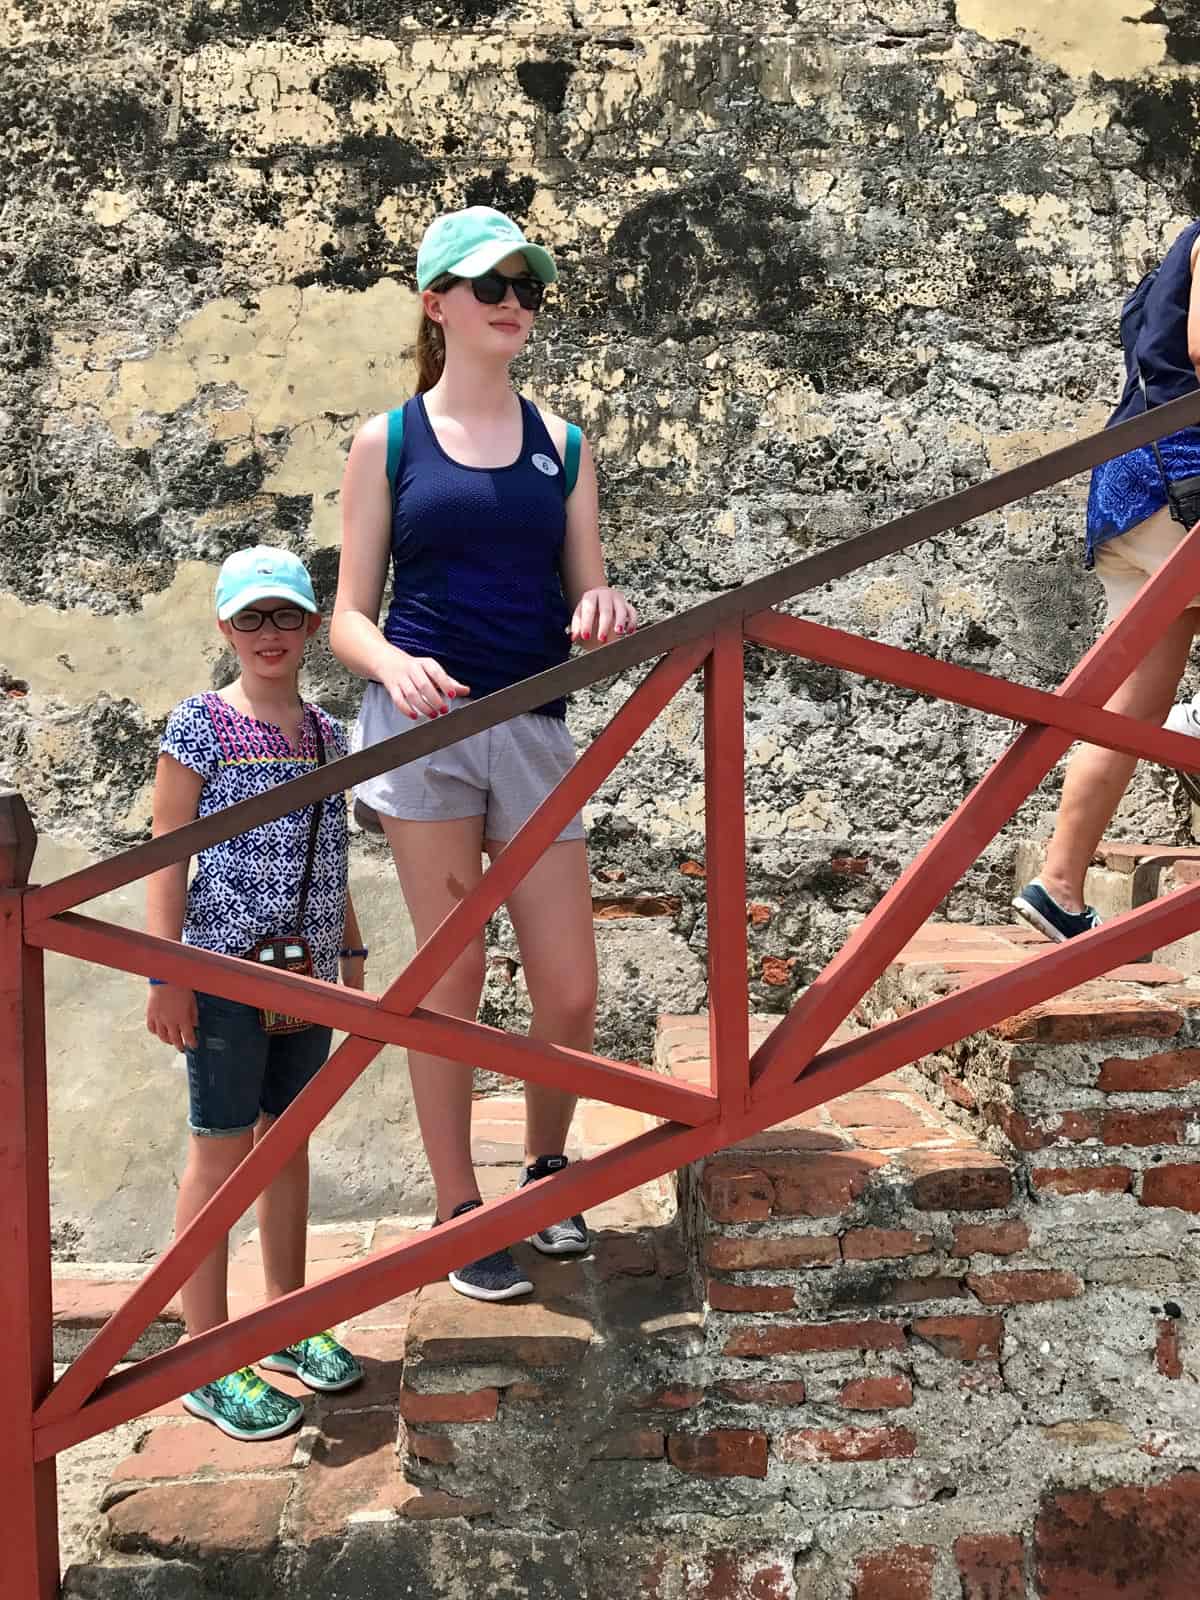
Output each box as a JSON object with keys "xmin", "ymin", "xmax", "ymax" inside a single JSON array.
[{"xmin": 1014, "ymin": 838, "xmax": 1200, "ymax": 970}]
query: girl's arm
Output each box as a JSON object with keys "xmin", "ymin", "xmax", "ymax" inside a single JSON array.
[
  {"xmin": 338, "ymin": 890, "xmax": 366, "ymax": 992},
  {"xmin": 1188, "ymin": 234, "xmax": 1200, "ymax": 383},
  {"xmin": 331, "ymin": 414, "xmax": 468, "ymax": 718},
  {"xmin": 145, "ymin": 753, "xmax": 204, "ymax": 1051},
  {"xmin": 555, "ymin": 429, "xmax": 638, "ymax": 649}
]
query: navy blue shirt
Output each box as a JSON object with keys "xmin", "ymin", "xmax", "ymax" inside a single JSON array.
[
  {"xmin": 1087, "ymin": 221, "xmax": 1200, "ymax": 562},
  {"xmin": 382, "ymin": 394, "xmax": 572, "ymax": 717}
]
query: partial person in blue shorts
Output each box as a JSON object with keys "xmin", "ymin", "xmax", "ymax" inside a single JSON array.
[
  {"xmin": 1015, "ymin": 221, "xmax": 1200, "ymax": 942},
  {"xmin": 146, "ymin": 546, "xmax": 366, "ymax": 1439},
  {"xmin": 331, "ymin": 207, "xmax": 637, "ymax": 1302}
]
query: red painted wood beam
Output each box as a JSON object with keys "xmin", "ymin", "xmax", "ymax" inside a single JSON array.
[{"xmin": 703, "ymin": 625, "xmax": 750, "ymax": 1107}]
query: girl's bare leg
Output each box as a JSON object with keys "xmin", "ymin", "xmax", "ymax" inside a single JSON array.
[
  {"xmin": 488, "ymin": 837, "xmax": 597, "ymax": 1163},
  {"xmin": 1040, "ymin": 609, "xmax": 1200, "ymax": 912},
  {"xmin": 176, "ymin": 1131, "xmax": 253, "ymax": 1335},
  {"xmin": 382, "ymin": 814, "xmax": 487, "ymax": 1220},
  {"xmin": 254, "ymin": 1115, "xmax": 310, "ymax": 1304}
]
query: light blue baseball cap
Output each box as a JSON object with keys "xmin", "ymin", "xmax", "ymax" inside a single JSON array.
[
  {"xmin": 214, "ymin": 545, "xmax": 318, "ymax": 621},
  {"xmin": 416, "ymin": 206, "xmax": 557, "ymax": 292}
]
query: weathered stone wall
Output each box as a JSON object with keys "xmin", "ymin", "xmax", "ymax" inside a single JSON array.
[{"xmin": 5, "ymin": 1, "xmax": 1200, "ymax": 1248}]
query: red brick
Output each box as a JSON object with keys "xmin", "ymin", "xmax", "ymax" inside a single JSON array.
[
  {"xmin": 747, "ymin": 902, "xmax": 774, "ymax": 925},
  {"xmin": 1157, "ymin": 1319, "xmax": 1183, "ymax": 1380},
  {"xmin": 1100, "ymin": 1109, "xmax": 1187, "ymax": 1146},
  {"xmin": 839, "ymin": 1375, "xmax": 913, "ymax": 1411},
  {"xmin": 107, "ymin": 1478, "xmax": 291, "ymax": 1559},
  {"xmin": 590, "ymin": 1428, "xmax": 665, "ymax": 1460},
  {"xmin": 667, "ymin": 1429, "xmax": 768, "ymax": 1479},
  {"xmin": 831, "ymin": 854, "xmax": 870, "ymax": 875},
  {"xmin": 993, "ymin": 1107, "xmax": 1100, "ymax": 1151},
  {"xmin": 903, "ymin": 1149, "xmax": 1013, "ymax": 1211},
  {"xmin": 504, "ymin": 1381, "xmax": 548, "ymax": 1403},
  {"xmin": 852, "ymin": 1544, "xmax": 936, "ymax": 1600},
  {"xmin": 1098, "ymin": 1050, "xmax": 1200, "ymax": 1092},
  {"xmin": 403, "ymin": 1278, "xmax": 592, "ymax": 1366},
  {"xmin": 406, "ymin": 1430, "xmax": 456, "ymax": 1464},
  {"xmin": 708, "ymin": 1279, "xmax": 796, "ymax": 1313},
  {"xmin": 1036, "ymin": 1475, "xmax": 1200, "ymax": 1598},
  {"xmin": 112, "ymin": 1421, "xmax": 299, "ymax": 1482},
  {"xmin": 1031, "ymin": 1167, "xmax": 1133, "ymax": 1196},
  {"xmin": 592, "ymin": 1233, "xmax": 657, "ymax": 1280},
  {"xmin": 628, "ymin": 1384, "xmax": 704, "ymax": 1412},
  {"xmin": 398, "ymin": 1386, "xmax": 499, "ymax": 1424},
  {"xmin": 955, "ymin": 1533, "xmax": 1026, "ymax": 1599},
  {"xmin": 967, "ymin": 1270, "xmax": 1082, "ymax": 1305},
  {"xmin": 995, "ymin": 990, "xmax": 1183, "ymax": 1043},
  {"xmin": 952, "ymin": 1222, "xmax": 1030, "ymax": 1256},
  {"xmin": 592, "ymin": 894, "xmax": 680, "ymax": 919},
  {"xmin": 761, "ymin": 956, "xmax": 796, "ymax": 986},
  {"xmin": 395, "ymin": 1482, "xmax": 491, "ymax": 1520},
  {"xmin": 705, "ymin": 1236, "xmax": 840, "ymax": 1271},
  {"xmin": 886, "ymin": 1276, "xmax": 970, "ymax": 1305},
  {"xmin": 843, "ymin": 1227, "xmax": 934, "ymax": 1261},
  {"xmin": 769, "ymin": 1150, "xmax": 888, "ymax": 1216},
  {"xmin": 942, "ymin": 1073, "xmax": 979, "ymax": 1111},
  {"xmin": 679, "ymin": 859, "xmax": 706, "ymax": 877},
  {"xmin": 781, "ymin": 1426, "xmax": 916, "ymax": 1463},
  {"xmin": 1141, "ymin": 1164, "xmax": 1200, "ymax": 1211},
  {"xmin": 701, "ymin": 1165, "xmax": 775, "ymax": 1222},
  {"xmin": 718, "ymin": 1379, "xmax": 807, "ymax": 1407},
  {"xmin": 723, "ymin": 1320, "xmax": 905, "ymax": 1359},
  {"xmin": 829, "ymin": 1093, "xmax": 926, "ymax": 1131},
  {"xmin": 912, "ymin": 1314, "xmax": 1004, "ymax": 1361},
  {"xmin": 292, "ymin": 1408, "xmax": 402, "ymax": 1539},
  {"xmin": 640, "ymin": 1548, "xmax": 794, "ymax": 1600}
]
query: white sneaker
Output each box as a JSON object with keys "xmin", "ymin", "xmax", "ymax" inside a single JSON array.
[{"xmin": 1164, "ymin": 698, "xmax": 1200, "ymax": 804}]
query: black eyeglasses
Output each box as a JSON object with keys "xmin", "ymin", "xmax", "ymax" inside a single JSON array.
[
  {"xmin": 469, "ymin": 271, "xmax": 545, "ymax": 311},
  {"xmin": 230, "ymin": 606, "xmax": 307, "ymax": 633}
]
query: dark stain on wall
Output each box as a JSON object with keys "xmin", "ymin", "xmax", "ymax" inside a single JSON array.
[
  {"xmin": 1116, "ymin": 76, "xmax": 1200, "ymax": 215},
  {"xmin": 184, "ymin": 0, "xmax": 508, "ymax": 45},
  {"xmin": 316, "ymin": 63, "xmax": 383, "ymax": 113},
  {"xmin": 464, "ymin": 170, "xmax": 538, "ymax": 221},
  {"xmin": 516, "ymin": 59, "xmax": 574, "ymax": 115}
]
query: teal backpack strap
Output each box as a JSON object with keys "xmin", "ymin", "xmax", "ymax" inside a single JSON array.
[
  {"xmin": 385, "ymin": 406, "xmax": 406, "ymax": 497},
  {"xmin": 563, "ymin": 423, "xmax": 582, "ymax": 498}
]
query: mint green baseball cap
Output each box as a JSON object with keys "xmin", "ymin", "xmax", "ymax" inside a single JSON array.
[
  {"xmin": 416, "ymin": 206, "xmax": 557, "ymax": 292},
  {"xmin": 215, "ymin": 545, "xmax": 318, "ymax": 621}
]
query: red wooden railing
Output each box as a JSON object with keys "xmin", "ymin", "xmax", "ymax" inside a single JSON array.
[{"xmin": 7, "ymin": 389, "xmax": 1200, "ymax": 1595}]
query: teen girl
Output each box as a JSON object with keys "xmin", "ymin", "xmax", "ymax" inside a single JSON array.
[{"xmin": 331, "ymin": 206, "xmax": 636, "ymax": 1301}]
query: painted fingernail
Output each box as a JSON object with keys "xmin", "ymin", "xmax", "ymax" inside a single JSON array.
[
  {"xmin": 599, "ymin": 633, "xmax": 607, "ymax": 642},
  {"xmin": 448, "ymin": 689, "xmax": 456, "ymax": 698},
  {"xmin": 583, "ymin": 631, "xmax": 590, "ymax": 639}
]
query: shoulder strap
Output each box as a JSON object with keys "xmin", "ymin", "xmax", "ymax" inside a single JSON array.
[
  {"xmin": 294, "ymin": 711, "xmax": 326, "ymax": 934},
  {"xmin": 563, "ymin": 423, "xmax": 582, "ymax": 498},
  {"xmin": 385, "ymin": 407, "xmax": 406, "ymax": 498}
]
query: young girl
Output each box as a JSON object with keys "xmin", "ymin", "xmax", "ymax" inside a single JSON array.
[
  {"xmin": 146, "ymin": 544, "xmax": 365, "ymax": 1439},
  {"xmin": 331, "ymin": 206, "xmax": 636, "ymax": 1302}
]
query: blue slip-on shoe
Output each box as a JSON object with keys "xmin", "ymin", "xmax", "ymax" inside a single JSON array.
[
  {"xmin": 441, "ymin": 1198, "xmax": 534, "ymax": 1302},
  {"xmin": 519, "ymin": 1154, "xmax": 590, "ymax": 1256},
  {"xmin": 1012, "ymin": 879, "xmax": 1101, "ymax": 943}
]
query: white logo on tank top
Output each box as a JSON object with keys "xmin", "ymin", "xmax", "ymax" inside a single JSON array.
[{"xmin": 531, "ymin": 453, "xmax": 559, "ymax": 476}]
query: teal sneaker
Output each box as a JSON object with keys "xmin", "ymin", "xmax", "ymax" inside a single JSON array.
[
  {"xmin": 260, "ymin": 1330, "xmax": 363, "ymax": 1393},
  {"xmin": 182, "ymin": 1366, "xmax": 303, "ymax": 1441}
]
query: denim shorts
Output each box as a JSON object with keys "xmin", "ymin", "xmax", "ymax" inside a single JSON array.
[
  {"xmin": 185, "ymin": 991, "xmax": 333, "ymax": 1138},
  {"xmin": 351, "ymin": 683, "xmax": 584, "ymax": 843}
]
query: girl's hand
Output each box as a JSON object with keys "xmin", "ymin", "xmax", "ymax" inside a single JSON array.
[
  {"xmin": 146, "ymin": 984, "xmax": 198, "ymax": 1051},
  {"xmin": 381, "ymin": 649, "xmax": 470, "ymax": 720},
  {"xmin": 567, "ymin": 587, "xmax": 638, "ymax": 647},
  {"xmin": 339, "ymin": 955, "xmax": 366, "ymax": 991}
]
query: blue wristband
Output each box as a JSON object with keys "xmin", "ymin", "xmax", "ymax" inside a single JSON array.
[
  {"xmin": 148, "ymin": 977, "xmax": 166, "ymax": 986},
  {"xmin": 339, "ymin": 947, "xmax": 368, "ymax": 959}
]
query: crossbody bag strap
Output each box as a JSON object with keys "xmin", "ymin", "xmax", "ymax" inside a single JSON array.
[
  {"xmin": 1136, "ymin": 357, "xmax": 1174, "ymax": 497},
  {"xmin": 293, "ymin": 710, "xmax": 326, "ymax": 935}
]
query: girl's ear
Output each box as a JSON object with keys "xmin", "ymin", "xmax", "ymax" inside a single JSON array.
[
  {"xmin": 306, "ymin": 612, "xmax": 323, "ymax": 639},
  {"xmin": 216, "ymin": 618, "xmax": 232, "ymax": 641},
  {"xmin": 422, "ymin": 286, "xmax": 445, "ymax": 324}
]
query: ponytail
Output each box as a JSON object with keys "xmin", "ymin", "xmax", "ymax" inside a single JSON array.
[{"xmin": 414, "ymin": 274, "xmax": 455, "ymax": 394}]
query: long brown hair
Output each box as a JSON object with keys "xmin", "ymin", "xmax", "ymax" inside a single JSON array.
[{"xmin": 414, "ymin": 274, "xmax": 456, "ymax": 394}]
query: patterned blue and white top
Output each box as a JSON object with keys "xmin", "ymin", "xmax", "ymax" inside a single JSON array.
[{"xmin": 160, "ymin": 693, "xmax": 349, "ymax": 983}]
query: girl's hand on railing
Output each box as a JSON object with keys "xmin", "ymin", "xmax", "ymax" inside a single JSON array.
[
  {"xmin": 381, "ymin": 649, "xmax": 470, "ymax": 720},
  {"xmin": 146, "ymin": 984, "xmax": 198, "ymax": 1052},
  {"xmin": 567, "ymin": 587, "xmax": 637, "ymax": 647}
]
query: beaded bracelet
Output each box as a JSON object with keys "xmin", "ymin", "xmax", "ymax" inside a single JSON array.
[
  {"xmin": 148, "ymin": 977, "xmax": 166, "ymax": 986},
  {"xmin": 339, "ymin": 947, "xmax": 369, "ymax": 959}
]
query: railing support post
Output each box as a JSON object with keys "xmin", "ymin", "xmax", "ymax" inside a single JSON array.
[
  {"xmin": 0, "ymin": 791, "xmax": 59, "ymax": 1599},
  {"xmin": 704, "ymin": 625, "xmax": 750, "ymax": 1109}
]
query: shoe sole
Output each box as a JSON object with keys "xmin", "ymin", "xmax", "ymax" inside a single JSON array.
[
  {"xmin": 528, "ymin": 1233, "xmax": 590, "ymax": 1256},
  {"xmin": 1011, "ymin": 894, "xmax": 1070, "ymax": 945},
  {"xmin": 182, "ymin": 1390, "xmax": 302, "ymax": 1441},
  {"xmin": 448, "ymin": 1270, "xmax": 534, "ymax": 1302},
  {"xmin": 259, "ymin": 1354, "xmax": 363, "ymax": 1392}
]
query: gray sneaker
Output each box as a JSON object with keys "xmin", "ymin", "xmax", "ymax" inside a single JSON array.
[{"xmin": 520, "ymin": 1155, "xmax": 590, "ymax": 1256}]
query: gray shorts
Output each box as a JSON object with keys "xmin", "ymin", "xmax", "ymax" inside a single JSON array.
[{"xmin": 351, "ymin": 682, "xmax": 585, "ymax": 843}]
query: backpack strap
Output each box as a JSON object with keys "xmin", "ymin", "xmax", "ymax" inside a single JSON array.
[
  {"xmin": 563, "ymin": 423, "xmax": 582, "ymax": 498},
  {"xmin": 385, "ymin": 406, "xmax": 406, "ymax": 497}
]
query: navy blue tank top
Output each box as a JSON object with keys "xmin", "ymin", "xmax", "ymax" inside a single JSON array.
[
  {"xmin": 383, "ymin": 394, "xmax": 572, "ymax": 719},
  {"xmin": 1109, "ymin": 220, "xmax": 1200, "ymax": 426}
]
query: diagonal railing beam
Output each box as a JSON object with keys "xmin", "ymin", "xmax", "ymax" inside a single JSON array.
[
  {"xmin": 745, "ymin": 611, "xmax": 1200, "ymax": 775},
  {"xmin": 383, "ymin": 639, "xmax": 711, "ymax": 1015},
  {"xmin": 751, "ymin": 516, "xmax": 1200, "ymax": 1092},
  {"xmin": 26, "ymin": 392, "xmax": 1200, "ymax": 924}
]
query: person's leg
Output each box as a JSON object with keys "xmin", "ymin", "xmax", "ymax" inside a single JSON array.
[
  {"xmin": 254, "ymin": 1115, "xmax": 310, "ymax": 1303},
  {"xmin": 488, "ymin": 837, "xmax": 598, "ymax": 1164},
  {"xmin": 176, "ymin": 1129, "xmax": 255, "ymax": 1335},
  {"xmin": 1039, "ymin": 608, "xmax": 1200, "ymax": 912},
  {"xmin": 381, "ymin": 813, "xmax": 488, "ymax": 1221}
]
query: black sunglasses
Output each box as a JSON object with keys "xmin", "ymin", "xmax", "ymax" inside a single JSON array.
[
  {"xmin": 468, "ymin": 270, "xmax": 545, "ymax": 311},
  {"xmin": 230, "ymin": 606, "xmax": 308, "ymax": 633}
]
